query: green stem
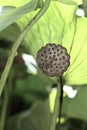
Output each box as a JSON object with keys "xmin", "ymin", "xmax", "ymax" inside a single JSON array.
[
  {"xmin": 0, "ymin": 0, "xmax": 51, "ymax": 97},
  {"xmin": 0, "ymin": 88, "xmax": 9, "ymax": 130},
  {"xmin": 0, "ymin": 71, "xmax": 14, "ymax": 130},
  {"xmin": 57, "ymin": 76, "xmax": 64, "ymax": 130},
  {"xmin": 49, "ymin": 76, "xmax": 64, "ymax": 130}
]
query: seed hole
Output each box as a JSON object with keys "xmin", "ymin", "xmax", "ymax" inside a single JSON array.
[
  {"xmin": 49, "ymin": 52, "xmax": 52, "ymax": 54},
  {"xmin": 54, "ymin": 62, "xmax": 57, "ymax": 65},
  {"xmin": 44, "ymin": 51, "xmax": 46, "ymax": 53},
  {"xmin": 62, "ymin": 62, "xmax": 65, "ymax": 65},
  {"xmin": 61, "ymin": 51, "xmax": 63, "ymax": 54},
  {"xmin": 54, "ymin": 51, "xmax": 56, "ymax": 54},
  {"xmin": 55, "ymin": 58, "xmax": 57, "ymax": 61},
  {"xmin": 48, "ymin": 48, "xmax": 50, "ymax": 51},
  {"xmin": 57, "ymin": 54, "xmax": 59, "ymax": 56},
  {"xmin": 50, "ymin": 61, "xmax": 52, "ymax": 63},
  {"xmin": 62, "ymin": 56, "xmax": 65, "ymax": 59},
  {"xmin": 41, "ymin": 54, "xmax": 43, "ymax": 56},
  {"xmin": 49, "ymin": 56, "xmax": 52, "ymax": 59},
  {"xmin": 53, "ymin": 55, "xmax": 55, "ymax": 57},
  {"xmin": 50, "ymin": 70, "xmax": 53, "ymax": 72},
  {"xmin": 60, "ymin": 66, "xmax": 63, "ymax": 69},
  {"xmin": 51, "ymin": 65, "xmax": 53, "ymax": 68}
]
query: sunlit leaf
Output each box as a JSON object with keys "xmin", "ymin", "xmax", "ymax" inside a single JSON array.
[
  {"xmin": 0, "ymin": 6, "xmax": 15, "ymax": 16},
  {"xmin": 58, "ymin": 0, "xmax": 76, "ymax": 4},
  {"xmin": 65, "ymin": 18, "xmax": 87, "ymax": 85},
  {"xmin": 21, "ymin": 1, "xmax": 77, "ymax": 53},
  {"xmin": 74, "ymin": 0, "xmax": 82, "ymax": 4},
  {"xmin": 0, "ymin": 0, "xmax": 31, "ymax": 7},
  {"xmin": 21, "ymin": 1, "xmax": 87, "ymax": 85},
  {"xmin": 0, "ymin": 0, "xmax": 38, "ymax": 32}
]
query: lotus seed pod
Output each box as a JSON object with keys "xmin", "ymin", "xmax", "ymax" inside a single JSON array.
[{"xmin": 36, "ymin": 43, "xmax": 70, "ymax": 77}]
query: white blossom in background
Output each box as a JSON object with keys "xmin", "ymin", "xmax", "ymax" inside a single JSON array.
[
  {"xmin": 0, "ymin": 6, "xmax": 3, "ymax": 14},
  {"xmin": 63, "ymin": 85, "xmax": 77, "ymax": 98},
  {"xmin": 22, "ymin": 53, "xmax": 37, "ymax": 74},
  {"xmin": 76, "ymin": 8, "xmax": 85, "ymax": 17}
]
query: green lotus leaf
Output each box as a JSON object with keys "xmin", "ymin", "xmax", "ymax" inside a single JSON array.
[
  {"xmin": 0, "ymin": 0, "xmax": 31, "ymax": 6},
  {"xmin": 21, "ymin": 1, "xmax": 87, "ymax": 85},
  {"xmin": 0, "ymin": 0, "xmax": 38, "ymax": 32},
  {"xmin": 0, "ymin": 6, "xmax": 15, "ymax": 16},
  {"xmin": 23, "ymin": 1, "xmax": 87, "ymax": 85}
]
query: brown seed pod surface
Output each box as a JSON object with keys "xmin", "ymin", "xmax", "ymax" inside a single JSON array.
[{"xmin": 36, "ymin": 43, "xmax": 70, "ymax": 77}]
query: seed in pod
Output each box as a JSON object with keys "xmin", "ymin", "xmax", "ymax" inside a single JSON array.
[{"xmin": 36, "ymin": 43, "xmax": 70, "ymax": 77}]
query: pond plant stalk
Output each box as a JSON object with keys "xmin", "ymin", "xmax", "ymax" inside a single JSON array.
[{"xmin": 57, "ymin": 75, "xmax": 64, "ymax": 130}]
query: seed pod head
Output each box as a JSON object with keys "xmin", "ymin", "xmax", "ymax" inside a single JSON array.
[{"xmin": 36, "ymin": 43, "xmax": 70, "ymax": 77}]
